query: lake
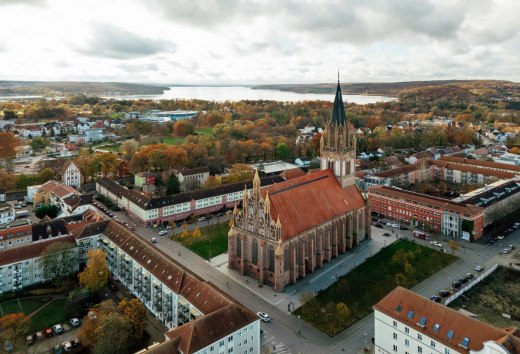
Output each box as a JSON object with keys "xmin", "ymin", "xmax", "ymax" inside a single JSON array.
[{"xmin": 109, "ymin": 86, "xmax": 396, "ymax": 104}]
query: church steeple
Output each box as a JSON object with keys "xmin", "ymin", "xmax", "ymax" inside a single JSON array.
[{"xmin": 331, "ymin": 76, "xmax": 347, "ymax": 126}]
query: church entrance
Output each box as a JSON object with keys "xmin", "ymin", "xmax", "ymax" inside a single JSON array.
[{"xmin": 304, "ymin": 257, "xmax": 312, "ymax": 273}]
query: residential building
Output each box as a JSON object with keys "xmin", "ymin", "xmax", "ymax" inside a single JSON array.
[
  {"xmin": 249, "ymin": 161, "xmax": 302, "ymax": 177},
  {"xmin": 228, "ymin": 81, "xmax": 370, "ymax": 292},
  {"xmin": 83, "ymin": 128, "xmax": 104, "ymax": 142},
  {"xmin": 62, "ymin": 161, "xmax": 82, "ymax": 188},
  {"xmin": 0, "ymin": 219, "xmax": 32, "ymax": 251},
  {"xmin": 175, "ymin": 166, "xmax": 210, "ymax": 191},
  {"xmin": 15, "ymin": 145, "xmax": 33, "ymax": 158},
  {"xmin": 0, "ymin": 202, "xmax": 16, "ymax": 224},
  {"xmin": 135, "ymin": 172, "xmax": 158, "ymax": 188},
  {"xmin": 22, "ymin": 125, "xmax": 44, "ymax": 138},
  {"xmin": 369, "ymin": 185, "xmax": 484, "ymax": 240},
  {"xmin": 96, "ymin": 175, "xmax": 284, "ymax": 226},
  {"xmin": 374, "ymin": 287, "xmax": 520, "ymax": 354},
  {"xmin": 0, "ymin": 236, "xmax": 77, "ymax": 293}
]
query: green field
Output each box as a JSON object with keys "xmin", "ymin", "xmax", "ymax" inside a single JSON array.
[
  {"xmin": 294, "ymin": 239, "xmax": 457, "ymax": 336},
  {"xmin": 175, "ymin": 222, "xmax": 230, "ymax": 259},
  {"xmin": 0, "ymin": 297, "xmax": 49, "ymax": 316},
  {"xmin": 195, "ymin": 127, "xmax": 213, "ymax": 135},
  {"xmin": 449, "ymin": 266, "xmax": 520, "ymax": 328},
  {"xmin": 162, "ymin": 136, "xmax": 186, "ymax": 145},
  {"xmin": 29, "ymin": 298, "xmax": 68, "ymax": 332}
]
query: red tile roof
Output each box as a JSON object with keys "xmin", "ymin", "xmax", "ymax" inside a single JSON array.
[
  {"xmin": 440, "ymin": 156, "xmax": 520, "ymax": 173},
  {"xmin": 165, "ymin": 303, "xmax": 258, "ymax": 354},
  {"xmin": 374, "ymin": 287, "xmax": 520, "ymax": 353},
  {"xmin": 279, "ymin": 168, "xmax": 306, "ymax": 180},
  {"xmin": 262, "ymin": 169, "xmax": 365, "ymax": 241},
  {"xmin": 0, "ymin": 235, "xmax": 76, "ymax": 266}
]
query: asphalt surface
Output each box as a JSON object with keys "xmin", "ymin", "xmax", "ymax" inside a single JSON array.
[{"xmin": 96, "ymin": 199, "xmax": 520, "ymax": 354}]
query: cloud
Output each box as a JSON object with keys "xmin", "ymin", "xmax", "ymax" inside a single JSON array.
[
  {"xmin": 0, "ymin": 0, "xmax": 46, "ymax": 6},
  {"xmin": 77, "ymin": 23, "xmax": 175, "ymax": 59},
  {"xmin": 117, "ymin": 63, "xmax": 159, "ymax": 73}
]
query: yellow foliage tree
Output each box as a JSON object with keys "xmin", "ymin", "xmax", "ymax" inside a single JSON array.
[
  {"xmin": 192, "ymin": 227, "xmax": 202, "ymax": 239},
  {"xmin": 118, "ymin": 298, "xmax": 147, "ymax": 339},
  {"xmin": 79, "ymin": 249, "xmax": 109, "ymax": 293}
]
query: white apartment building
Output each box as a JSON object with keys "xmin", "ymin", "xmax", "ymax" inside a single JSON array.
[
  {"xmin": 83, "ymin": 128, "xmax": 104, "ymax": 142},
  {"xmin": 374, "ymin": 287, "xmax": 520, "ymax": 354},
  {"xmin": 0, "ymin": 202, "xmax": 15, "ymax": 224},
  {"xmin": 62, "ymin": 161, "xmax": 82, "ymax": 188},
  {"xmin": 0, "ymin": 236, "xmax": 77, "ymax": 293}
]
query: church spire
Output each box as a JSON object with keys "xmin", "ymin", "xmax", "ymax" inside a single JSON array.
[{"xmin": 331, "ymin": 77, "xmax": 347, "ymax": 126}]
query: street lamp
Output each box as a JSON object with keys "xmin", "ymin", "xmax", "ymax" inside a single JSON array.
[
  {"xmin": 364, "ymin": 332, "xmax": 368, "ymax": 351},
  {"xmin": 298, "ymin": 315, "xmax": 301, "ymax": 335}
]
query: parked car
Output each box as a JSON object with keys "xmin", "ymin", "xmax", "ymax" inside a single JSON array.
[
  {"xmin": 464, "ymin": 273, "xmax": 474, "ymax": 280},
  {"xmin": 151, "ymin": 238, "xmax": 157, "ymax": 243},
  {"xmin": 497, "ymin": 235, "xmax": 505, "ymax": 240},
  {"xmin": 508, "ymin": 244, "xmax": 515, "ymax": 250},
  {"xmin": 43, "ymin": 328, "xmax": 54, "ymax": 337},
  {"xmin": 62, "ymin": 341, "xmax": 73, "ymax": 352},
  {"xmin": 35, "ymin": 331, "xmax": 43, "ymax": 341},
  {"xmin": 430, "ymin": 295, "xmax": 441, "ymax": 302},
  {"xmin": 439, "ymin": 289, "xmax": 450, "ymax": 297},
  {"xmin": 87, "ymin": 311, "xmax": 97, "ymax": 320},
  {"xmin": 500, "ymin": 248, "xmax": 511, "ymax": 254},
  {"xmin": 69, "ymin": 318, "xmax": 80, "ymax": 327},
  {"xmin": 399, "ymin": 225, "xmax": 408, "ymax": 230},
  {"xmin": 3, "ymin": 341, "xmax": 13, "ymax": 353},
  {"xmin": 52, "ymin": 324, "xmax": 64, "ymax": 334},
  {"xmin": 26, "ymin": 334, "xmax": 35, "ymax": 346},
  {"xmin": 459, "ymin": 277, "xmax": 468, "ymax": 284},
  {"xmin": 430, "ymin": 241, "xmax": 442, "ymax": 247},
  {"xmin": 158, "ymin": 230, "xmax": 168, "ymax": 236},
  {"xmin": 383, "ymin": 232, "xmax": 392, "ymax": 237},
  {"xmin": 108, "ymin": 282, "xmax": 118, "ymax": 291},
  {"xmin": 257, "ymin": 312, "xmax": 271, "ymax": 322},
  {"xmin": 374, "ymin": 223, "xmax": 384, "ymax": 229},
  {"xmin": 198, "ymin": 216, "xmax": 206, "ymax": 221},
  {"xmin": 452, "ymin": 281, "xmax": 462, "ymax": 289},
  {"xmin": 71, "ymin": 338, "xmax": 81, "ymax": 348},
  {"xmin": 474, "ymin": 265, "xmax": 484, "ymax": 272}
]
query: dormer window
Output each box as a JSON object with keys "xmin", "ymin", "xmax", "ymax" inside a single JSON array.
[{"xmin": 459, "ymin": 338, "xmax": 469, "ymax": 349}]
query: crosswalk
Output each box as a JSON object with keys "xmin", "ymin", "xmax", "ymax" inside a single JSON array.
[{"xmin": 261, "ymin": 334, "xmax": 293, "ymax": 354}]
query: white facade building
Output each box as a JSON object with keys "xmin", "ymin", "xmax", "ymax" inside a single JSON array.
[
  {"xmin": 62, "ymin": 161, "xmax": 82, "ymax": 188},
  {"xmin": 0, "ymin": 202, "xmax": 16, "ymax": 225},
  {"xmin": 374, "ymin": 287, "xmax": 520, "ymax": 354},
  {"xmin": 83, "ymin": 128, "xmax": 104, "ymax": 142}
]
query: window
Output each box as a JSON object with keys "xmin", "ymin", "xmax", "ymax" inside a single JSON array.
[
  {"xmin": 407, "ymin": 311, "xmax": 414, "ymax": 319},
  {"xmin": 252, "ymin": 240, "xmax": 258, "ymax": 265},
  {"xmin": 393, "ymin": 345, "xmax": 397, "ymax": 352},
  {"xmin": 418, "ymin": 316, "xmax": 427, "ymax": 327},
  {"xmin": 430, "ymin": 340, "xmax": 436, "ymax": 348},
  {"xmin": 445, "ymin": 348, "xmax": 450, "ymax": 354},
  {"xmin": 460, "ymin": 337, "xmax": 469, "ymax": 348},
  {"xmin": 405, "ymin": 339, "xmax": 409, "ymax": 347},
  {"xmin": 393, "ymin": 333, "xmax": 397, "ymax": 340},
  {"xmin": 236, "ymin": 238, "xmax": 241, "ymax": 257},
  {"xmin": 405, "ymin": 327, "xmax": 409, "ymax": 334},
  {"xmin": 417, "ymin": 346, "xmax": 422, "ymax": 353},
  {"xmin": 268, "ymin": 246, "xmax": 275, "ymax": 272},
  {"xmin": 433, "ymin": 323, "xmax": 440, "ymax": 332},
  {"xmin": 447, "ymin": 330, "xmax": 454, "ymax": 339},
  {"xmin": 393, "ymin": 321, "xmax": 397, "ymax": 327},
  {"xmin": 417, "ymin": 334, "xmax": 422, "ymax": 341}
]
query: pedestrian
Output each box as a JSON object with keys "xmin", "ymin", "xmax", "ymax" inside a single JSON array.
[{"xmin": 226, "ymin": 282, "xmax": 229, "ymax": 287}]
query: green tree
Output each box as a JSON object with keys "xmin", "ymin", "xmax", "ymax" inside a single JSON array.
[
  {"xmin": 276, "ymin": 143, "xmax": 290, "ymax": 159},
  {"xmin": 35, "ymin": 204, "xmax": 59, "ymax": 219},
  {"xmin": 30, "ymin": 137, "xmax": 49, "ymax": 151},
  {"xmin": 36, "ymin": 168, "xmax": 56, "ymax": 184},
  {"xmin": 166, "ymin": 173, "xmax": 181, "ymax": 195},
  {"xmin": 41, "ymin": 242, "xmax": 77, "ymax": 286},
  {"xmin": 2, "ymin": 110, "xmax": 18, "ymax": 120}
]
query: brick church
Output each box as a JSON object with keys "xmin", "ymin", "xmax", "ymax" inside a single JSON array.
[{"xmin": 228, "ymin": 80, "xmax": 371, "ymax": 292}]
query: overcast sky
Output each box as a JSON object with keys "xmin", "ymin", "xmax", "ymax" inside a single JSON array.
[{"xmin": 1, "ymin": 0, "xmax": 519, "ymax": 84}]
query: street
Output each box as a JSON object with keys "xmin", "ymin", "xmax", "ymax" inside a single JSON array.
[{"xmin": 96, "ymin": 199, "xmax": 520, "ymax": 354}]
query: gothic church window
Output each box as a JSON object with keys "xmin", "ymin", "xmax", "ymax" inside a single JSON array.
[
  {"xmin": 252, "ymin": 239, "xmax": 258, "ymax": 265},
  {"xmin": 284, "ymin": 247, "xmax": 289, "ymax": 269},
  {"xmin": 236, "ymin": 238, "xmax": 241, "ymax": 257},
  {"xmin": 268, "ymin": 246, "xmax": 275, "ymax": 272}
]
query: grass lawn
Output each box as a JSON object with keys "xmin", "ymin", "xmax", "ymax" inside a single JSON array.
[
  {"xmin": 294, "ymin": 239, "xmax": 457, "ymax": 336},
  {"xmin": 0, "ymin": 297, "xmax": 49, "ymax": 316},
  {"xmin": 195, "ymin": 127, "xmax": 213, "ymax": 135},
  {"xmin": 449, "ymin": 266, "xmax": 520, "ymax": 328},
  {"xmin": 29, "ymin": 298, "xmax": 68, "ymax": 332},
  {"xmin": 162, "ymin": 136, "xmax": 186, "ymax": 145},
  {"xmin": 175, "ymin": 222, "xmax": 230, "ymax": 259},
  {"xmin": 100, "ymin": 144, "xmax": 121, "ymax": 152}
]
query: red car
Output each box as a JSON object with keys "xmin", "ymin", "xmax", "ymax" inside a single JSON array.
[{"xmin": 43, "ymin": 328, "xmax": 53, "ymax": 337}]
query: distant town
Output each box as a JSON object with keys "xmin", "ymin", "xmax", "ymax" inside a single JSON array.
[{"xmin": 1, "ymin": 79, "xmax": 520, "ymax": 354}]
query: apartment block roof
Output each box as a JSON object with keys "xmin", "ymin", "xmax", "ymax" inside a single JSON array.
[
  {"xmin": 461, "ymin": 180, "xmax": 520, "ymax": 207},
  {"xmin": 178, "ymin": 166, "xmax": 210, "ymax": 176},
  {"xmin": 440, "ymin": 156, "xmax": 520, "ymax": 173},
  {"xmin": 97, "ymin": 175, "xmax": 284, "ymax": 210},
  {"xmin": 0, "ymin": 235, "xmax": 76, "ymax": 266},
  {"xmin": 165, "ymin": 303, "xmax": 258, "ymax": 354},
  {"xmin": 263, "ymin": 169, "xmax": 365, "ymax": 241},
  {"xmin": 374, "ymin": 287, "xmax": 520, "ymax": 353},
  {"xmin": 369, "ymin": 185, "xmax": 483, "ymax": 216}
]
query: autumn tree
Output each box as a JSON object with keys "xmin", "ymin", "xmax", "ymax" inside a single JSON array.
[
  {"xmin": 173, "ymin": 120, "xmax": 195, "ymax": 137},
  {"xmin": 226, "ymin": 163, "xmax": 254, "ymax": 183},
  {"xmin": 192, "ymin": 227, "xmax": 202, "ymax": 239},
  {"xmin": 120, "ymin": 140, "xmax": 139, "ymax": 161},
  {"xmin": 41, "ymin": 242, "xmax": 77, "ymax": 286},
  {"xmin": 447, "ymin": 240, "xmax": 460, "ymax": 254},
  {"xmin": 0, "ymin": 132, "xmax": 19, "ymax": 164},
  {"xmin": 0, "ymin": 313, "xmax": 30, "ymax": 347},
  {"xmin": 117, "ymin": 298, "xmax": 147, "ymax": 339},
  {"xmin": 336, "ymin": 302, "xmax": 351, "ymax": 327},
  {"xmin": 36, "ymin": 168, "xmax": 56, "ymax": 184},
  {"xmin": 203, "ymin": 175, "xmax": 221, "ymax": 189},
  {"xmin": 79, "ymin": 249, "xmax": 109, "ymax": 293},
  {"xmin": 96, "ymin": 152, "xmax": 118, "ymax": 177}
]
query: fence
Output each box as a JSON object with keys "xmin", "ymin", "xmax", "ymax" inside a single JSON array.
[{"xmin": 445, "ymin": 263, "xmax": 498, "ymax": 306}]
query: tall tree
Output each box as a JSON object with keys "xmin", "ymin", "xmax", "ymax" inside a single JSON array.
[
  {"xmin": 226, "ymin": 163, "xmax": 254, "ymax": 183},
  {"xmin": 35, "ymin": 204, "xmax": 59, "ymax": 219},
  {"xmin": 0, "ymin": 313, "xmax": 30, "ymax": 348},
  {"xmin": 117, "ymin": 298, "xmax": 147, "ymax": 340},
  {"xmin": 276, "ymin": 143, "xmax": 290, "ymax": 159},
  {"xmin": 36, "ymin": 168, "xmax": 56, "ymax": 184},
  {"xmin": 0, "ymin": 132, "xmax": 19, "ymax": 160},
  {"xmin": 30, "ymin": 137, "xmax": 49, "ymax": 151},
  {"xmin": 166, "ymin": 173, "xmax": 181, "ymax": 195},
  {"xmin": 79, "ymin": 249, "xmax": 109, "ymax": 293},
  {"xmin": 2, "ymin": 110, "xmax": 18, "ymax": 120},
  {"xmin": 41, "ymin": 242, "xmax": 77, "ymax": 286}
]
